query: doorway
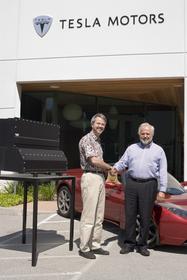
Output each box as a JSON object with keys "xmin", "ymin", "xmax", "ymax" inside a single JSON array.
[{"xmin": 21, "ymin": 90, "xmax": 183, "ymax": 180}]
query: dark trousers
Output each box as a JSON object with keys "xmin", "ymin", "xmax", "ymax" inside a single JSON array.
[{"xmin": 124, "ymin": 177, "xmax": 157, "ymax": 247}]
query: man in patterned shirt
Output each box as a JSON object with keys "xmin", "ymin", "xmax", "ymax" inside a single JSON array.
[{"xmin": 78, "ymin": 113, "xmax": 112, "ymax": 259}]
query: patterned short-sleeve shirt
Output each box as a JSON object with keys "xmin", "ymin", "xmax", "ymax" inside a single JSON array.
[{"xmin": 79, "ymin": 130, "xmax": 103, "ymax": 172}]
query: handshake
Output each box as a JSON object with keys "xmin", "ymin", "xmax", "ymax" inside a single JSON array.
[{"xmin": 106, "ymin": 167, "xmax": 120, "ymax": 185}]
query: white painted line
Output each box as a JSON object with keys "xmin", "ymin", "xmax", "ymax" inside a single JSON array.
[
  {"xmin": 0, "ymin": 255, "xmax": 79, "ymax": 260},
  {"xmin": 0, "ymin": 242, "xmax": 70, "ymax": 247},
  {"xmin": 70, "ymin": 239, "xmax": 116, "ymax": 280},
  {"xmin": 57, "ymin": 230, "xmax": 79, "ymax": 234},
  {"xmin": 38, "ymin": 213, "xmax": 57, "ymax": 226},
  {"xmin": 0, "ymin": 243, "xmax": 32, "ymax": 247},
  {"xmin": 0, "ymin": 232, "xmax": 28, "ymax": 245},
  {"xmin": 41, "ymin": 220, "xmax": 69, "ymax": 223},
  {"xmin": 0, "ymin": 213, "xmax": 57, "ymax": 244},
  {"xmin": 0, "ymin": 272, "xmax": 81, "ymax": 279}
]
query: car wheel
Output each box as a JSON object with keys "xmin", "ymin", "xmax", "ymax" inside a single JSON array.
[
  {"xmin": 136, "ymin": 215, "xmax": 158, "ymax": 248},
  {"xmin": 57, "ymin": 185, "xmax": 72, "ymax": 218}
]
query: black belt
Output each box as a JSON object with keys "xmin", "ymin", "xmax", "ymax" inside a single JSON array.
[
  {"xmin": 130, "ymin": 176, "xmax": 156, "ymax": 183},
  {"xmin": 84, "ymin": 170, "xmax": 104, "ymax": 175}
]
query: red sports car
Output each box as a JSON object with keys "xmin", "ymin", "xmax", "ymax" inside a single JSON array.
[{"xmin": 56, "ymin": 169, "xmax": 187, "ymax": 248}]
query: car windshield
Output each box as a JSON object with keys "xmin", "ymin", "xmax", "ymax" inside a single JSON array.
[{"xmin": 166, "ymin": 173, "xmax": 185, "ymax": 195}]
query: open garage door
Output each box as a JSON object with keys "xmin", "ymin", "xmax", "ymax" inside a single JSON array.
[{"xmin": 20, "ymin": 78, "xmax": 184, "ymax": 180}]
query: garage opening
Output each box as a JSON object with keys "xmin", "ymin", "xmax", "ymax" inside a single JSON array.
[{"xmin": 20, "ymin": 78, "xmax": 184, "ymax": 180}]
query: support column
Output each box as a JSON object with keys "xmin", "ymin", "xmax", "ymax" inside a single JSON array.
[{"xmin": 184, "ymin": 78, "xmax": 187, "ymax": 180}]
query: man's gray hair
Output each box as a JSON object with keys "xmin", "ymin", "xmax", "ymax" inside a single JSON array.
[
  {"xmin": 90, "ymin": 113, "xmax": 107, "ymax": 125},
  {"xmin": 138, "ymin": 122, "xmax": 155, "ymax": 136}
]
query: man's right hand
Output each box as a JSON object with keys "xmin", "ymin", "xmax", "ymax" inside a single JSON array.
[
  {"xmin": 109, "ymin": 167, "xmax": 118, "ymax": 176},
  {"xmin": 106, "ymin": 171, "xmax": 120, "ymax": 185}
]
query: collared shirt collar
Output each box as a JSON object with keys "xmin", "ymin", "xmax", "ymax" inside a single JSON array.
[
  {"xmin": 139, "ymin": 141, "xmax": 153, "ymax": 149},
  {"xmin": 90, "ymin": 130, "xmax": 100, "ymax": 142}
]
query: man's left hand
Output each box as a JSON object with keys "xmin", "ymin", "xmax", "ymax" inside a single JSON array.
[{"xmin": 156, "ymin": 191, "xmax": 165, "ymax": 201}]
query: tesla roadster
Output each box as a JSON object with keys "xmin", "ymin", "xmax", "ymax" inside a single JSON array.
[{"xmin": 57, "ymin": 169, "xmax": 187, "ymax": 248}]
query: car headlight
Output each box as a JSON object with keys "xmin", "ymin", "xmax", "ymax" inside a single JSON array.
[{"xmin": 167, "ymin": 207, "xmax": 187, "ymax": 218}]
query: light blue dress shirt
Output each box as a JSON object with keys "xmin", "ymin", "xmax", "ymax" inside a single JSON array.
[{"xmin": 114, "ymin": 142, "xmax": 168, "ymax": 192}]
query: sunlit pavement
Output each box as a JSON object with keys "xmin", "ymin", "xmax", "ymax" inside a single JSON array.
[{"xmin": 0, "ymin": 202, "xmax": 187, "ymax": 280}]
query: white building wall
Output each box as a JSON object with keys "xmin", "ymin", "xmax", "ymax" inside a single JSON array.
[
  {"xmin": 16, "ymin": 0, "xmax": 185, "ymax": 81},
  {"xmin": 0, "ymin": 0, "xmax": 185, "ymax": 88},
  {"xmin": 17, "ymin": 0, "xmax": 184, "ymax": 58},
  {"xmin": 0, "ymin": 61, "xmax": 20, "ymax": 118},
  {"xmin": 0, "ymin": 0, "xmax": 20, "ymax": 60},
  {"xmin": 17, "ymin": 54, "xmax": 184, "ymax": 82},
  {"xmin": 0, "ymin": 0, "xmax": 20, "ymax": 117}
]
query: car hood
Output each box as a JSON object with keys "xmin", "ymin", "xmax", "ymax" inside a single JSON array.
[
  {"xmin": 157, "ymin": 201, "xmax": 187, "ymax": 211},
  {"xmin": 157, "ymin": 192, "xmax": 187, "ymax": 207}
]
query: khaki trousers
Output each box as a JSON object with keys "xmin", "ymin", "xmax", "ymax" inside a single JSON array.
[{"xmin": 80, "ymin": 172, "xmax": 105, "ymax": 252}]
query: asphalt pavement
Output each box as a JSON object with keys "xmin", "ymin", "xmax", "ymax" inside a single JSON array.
[{"xmin": 0, "ymin": 201, "xmax": 187, "ymax": 280}]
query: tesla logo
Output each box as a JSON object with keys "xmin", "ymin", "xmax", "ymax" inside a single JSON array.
[{"xmin": 33, "ymin": 15, "xmax": 53, "ymax": 37}]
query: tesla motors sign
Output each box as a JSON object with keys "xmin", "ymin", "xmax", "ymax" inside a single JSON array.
[
  {"xmin": 26, "ymin": 0, "xmax": 183, "ymax": 58},
  {"xmin": 59, "ymin": 13, "xmax": 164, "ymax": 30},
  {"xmin": 33, "ymin": 13, "xmax": 165, "ymax": 37}
]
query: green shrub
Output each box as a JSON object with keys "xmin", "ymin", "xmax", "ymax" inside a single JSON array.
[
  {"xmin": 0, "ymin": 181, "xmax": 56, "ymax": 207},
  {"xmin": 38, "ymin": 182, "xmax": 56, "ymax": 201},
  {"xmin": 4, "ymin": 182, "xmax": 32, "ymax": 196},
  {"xmin": 0, "ymin": 193, "xmax": 32, "ymax": 207}
]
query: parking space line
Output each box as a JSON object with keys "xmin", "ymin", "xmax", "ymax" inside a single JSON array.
[
  {"xmin": 0, "ymin": 242, "xmax": 72, "ymax": 247},
  {"xmin": 0, "ymin": 272, "xmax": 81, "ymax": 279},
  {"xmin": 57, "ymin": 230, "xmax": 79, "ymax": 233},
  {"xmin": 70, "ymin": 239, "xmax": 116, "ymax": 280},
  {"xmin": 0, "ymin": 232, "xmax": 30, "ymax": 245},
  {"xmin": 38, "ymin": 213, "xmax": 57, "ymax": 226},
  {"xmin": 41, "ymin": 220, "xmax": 69, "ymax": 223},
  {"xmin": 0, "ymin": 255, "xmax": 80, "ymax": 260},
  {"xmin": 0, "ymin": 213, "xmax": 58, "ymax": 245}
]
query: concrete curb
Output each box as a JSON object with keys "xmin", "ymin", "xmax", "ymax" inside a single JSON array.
[{"xmin": 0, "ymin": 201, "xmax": 57, "ymax": 215}]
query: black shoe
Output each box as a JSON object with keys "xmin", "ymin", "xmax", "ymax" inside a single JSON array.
[
  {"xmin": 136, "ymin": 247, "xmax": 150, "ymax": 256},
  {"xmin": 92, "ymin": 248, "xmax": 110, "ymax": 255},
  {"xmin": 120, "ymin": 245, "xmax": 134, "ymax": 254},
  {"xmin": 79, "ymin": 250, "xmax": 96, "ymax": 259}
]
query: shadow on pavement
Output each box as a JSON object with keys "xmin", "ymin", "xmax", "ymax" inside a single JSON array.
[
  {"xmin": 0, "ymin": 229, "xmax": 68, "ymax": 254},
  {"xmin": 73, "ymin": 220, "xmax": 121, "ymax": 249},
  {"xmin": 154, "ymin": 244, "xmax": 187, "ymax": 255},
  {"xmin": 103, "ymin": 221, "xmax": 124, "ymax": 248},
  {"xmin": 69, "ymin": 215, "xmax": 187, "ymax": 255}
]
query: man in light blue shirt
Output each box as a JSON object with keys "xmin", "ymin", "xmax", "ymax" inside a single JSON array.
[{"xmin": 112, "ymin": 122, "xmax": 167, "ymax": 256}]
